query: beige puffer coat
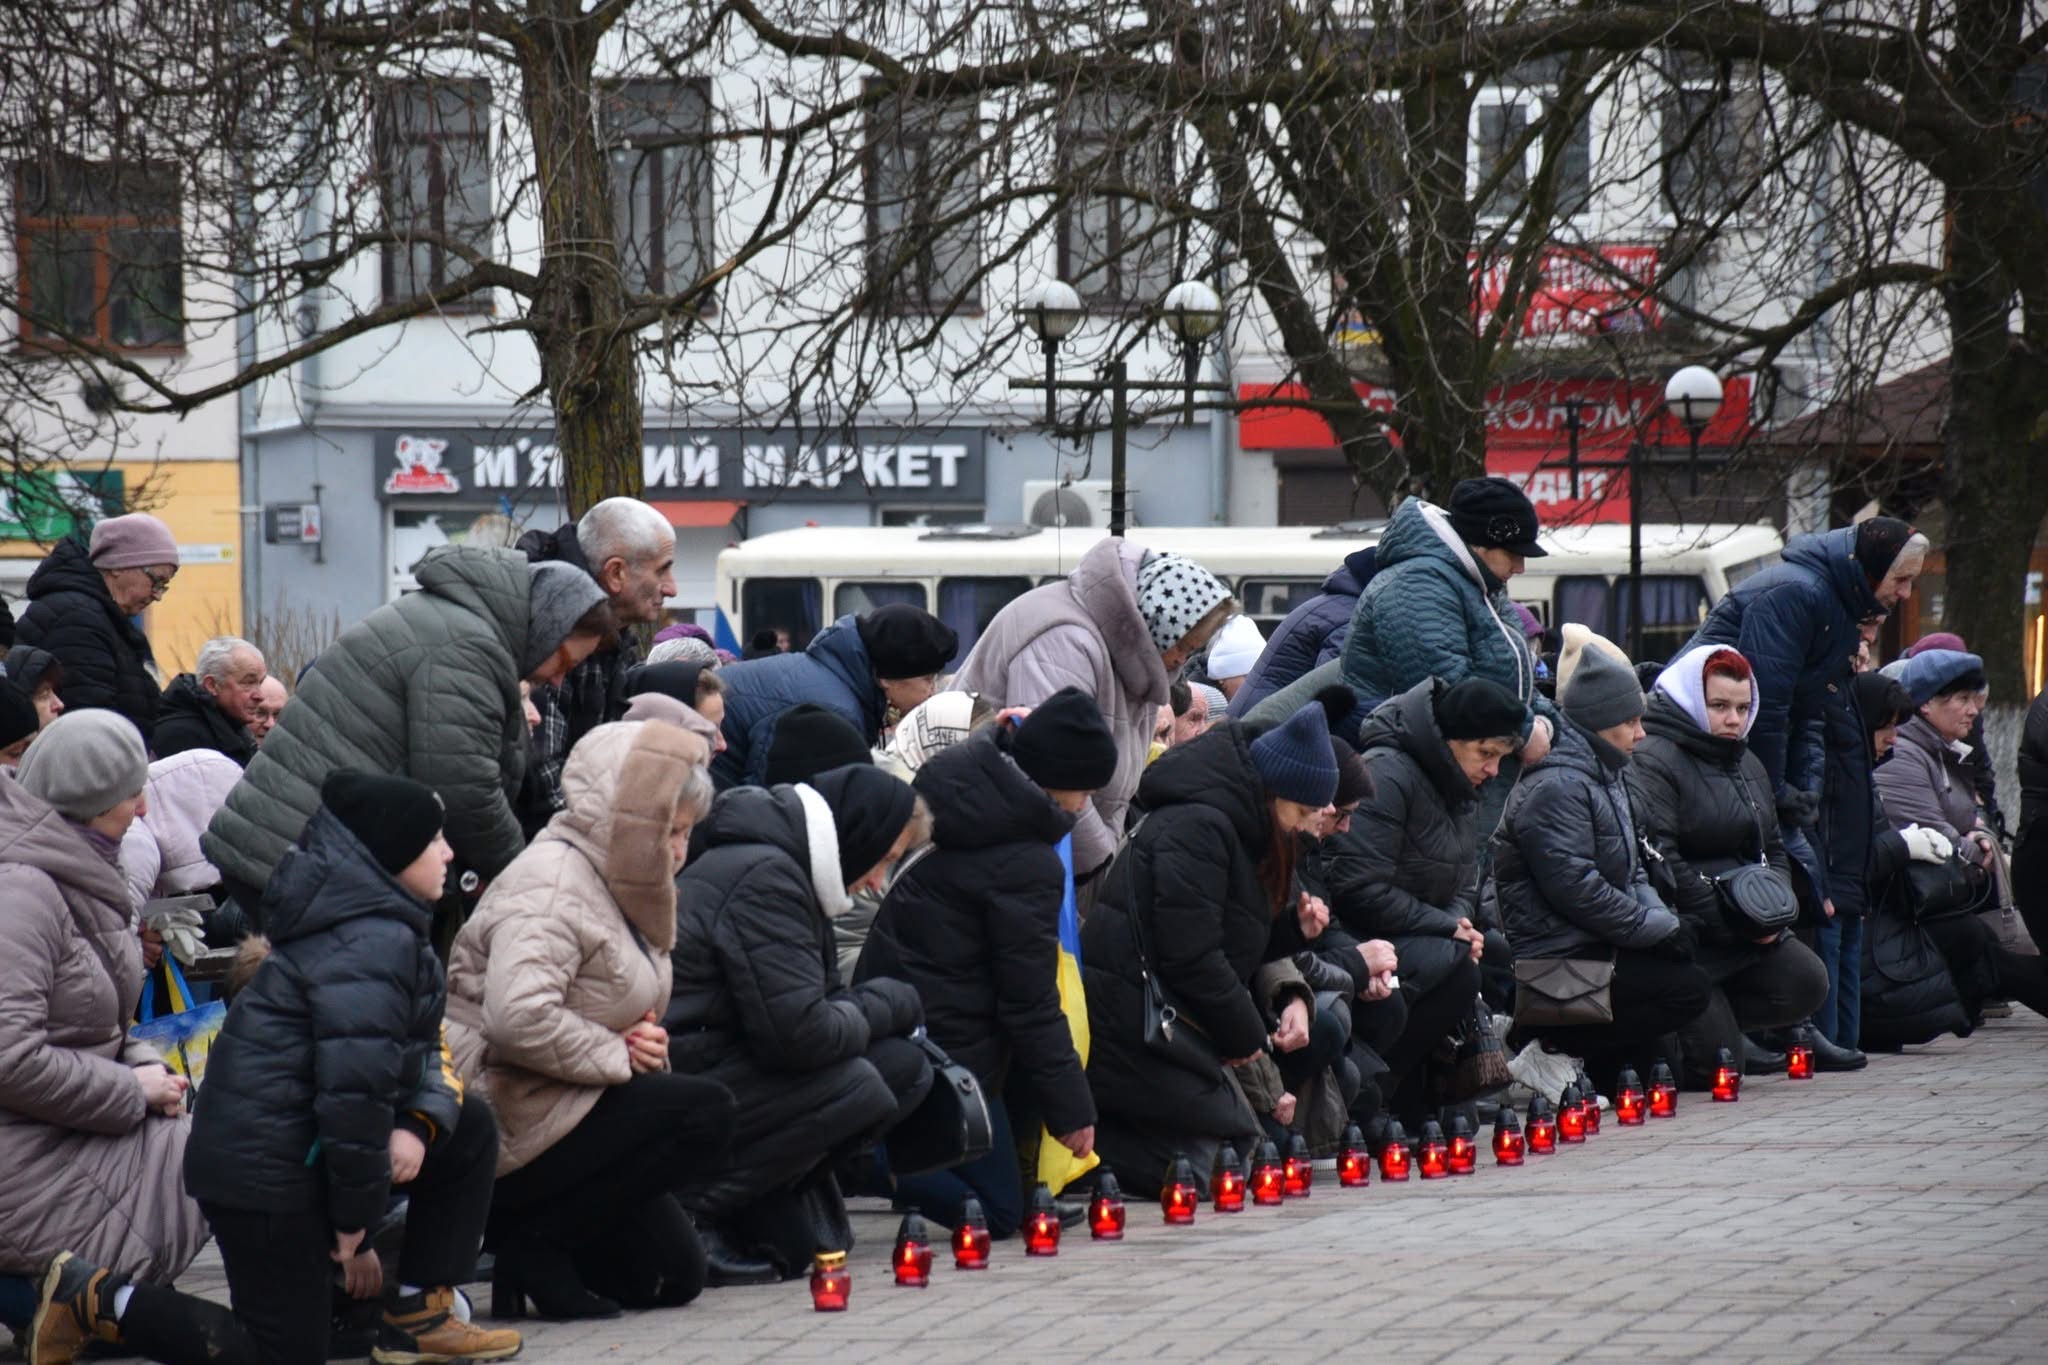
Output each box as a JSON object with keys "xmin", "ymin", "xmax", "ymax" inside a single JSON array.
[
  {"xmin": 446, "ymin": 720, "xmax": 706, "ymax": 1174},
  {"xmin": 0, "ymin": 772, "xmax": 208, "ymax": 1281}
]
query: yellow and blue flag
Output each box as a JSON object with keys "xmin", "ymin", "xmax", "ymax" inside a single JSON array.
[{"xmin": 1036, "ymin": 833, "xmax": 1100, "ymax": 1193}]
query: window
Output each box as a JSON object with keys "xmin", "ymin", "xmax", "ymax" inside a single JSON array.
[
  {"xmin": 741, "ymin": 577, "xmax": 822, "ymax": 650},
  {"xmin": 938, "ymin": 575, "xmax": 1030, "ymax": 667},
  {"xmin": 378, "ymin": 80, "xmax": 494, "ymax": 305},
  {"xmin": 389, "ymin": 508, "xmax": 533, "ymax": 599},
  {"xmin": 832, "ymin": 580, "xmax": 928, "ymax": 618},
  {"xmin": 1238, "ymin": 577, "xmax": 1324, "ymax": 629},
  {"xmin": 865, "ymin": 91, "xmax": 981, "ymax": 313},
  {"xmin": 1474, "ymin": 59, "xmax": 1592, "ymax": 220},
  {"xmin": 1553, "ymin": 573, "xmax": 1708, "ymax": 664},
  {"xmin": 1659, "ymin": 59, "xmax": 1766, "ymax": 223},
  {"xmin": 1057, "ymin": 93, "xmax": 1176, "ymax": 309},
  {"xmin": 602, "ymin": 80, "xmax": 714, "ymax": 300},
  {"xmin": 15, "ymin": 158, "xmax": 182, "ymax": 348}
]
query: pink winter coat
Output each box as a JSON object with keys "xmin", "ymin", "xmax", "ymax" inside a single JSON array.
[
  {"xmin": 0, "ymin": 773, "xmax": 208, "ymax": 1281},
  {"xmin": 952, "ymin": 538, "xmax": 1168, "ymax": 877}
]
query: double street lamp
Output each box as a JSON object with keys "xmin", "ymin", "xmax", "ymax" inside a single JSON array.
[{"xmin": 1012, "ymin": 277, "xmax": 1229, "ymax": 538}]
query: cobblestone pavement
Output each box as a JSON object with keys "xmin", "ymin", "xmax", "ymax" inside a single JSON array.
[{"xmin": 31, "ymin": 1010, "xmax": 2048, "ymax": 1363}]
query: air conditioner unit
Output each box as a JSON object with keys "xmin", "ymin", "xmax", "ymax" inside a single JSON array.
[{"xmin": 1022, "ymin": 479, "xmax": 1128, "ymax": 529}]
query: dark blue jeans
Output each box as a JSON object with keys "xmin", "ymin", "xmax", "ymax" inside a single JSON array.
[
  {"xmin": 884, "ymin": 1096, "xmax": 1024, "ymax": 1239},
  {"xmin": 1811, "ymin": 916, "xmax": 1865, "ymax": 1047}
]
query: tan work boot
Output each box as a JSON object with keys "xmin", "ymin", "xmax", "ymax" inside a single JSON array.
[
  {"xmin": 27, "ymin": 1252, "xmax": 123, "ymax": 1365},
  {"xmin": 372, "ymin": 1286, "xmax": 523, "ymax": 1363}
]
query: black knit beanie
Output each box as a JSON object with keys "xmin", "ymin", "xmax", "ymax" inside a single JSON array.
[
  {"xmin": 627, "ymin": 660, "xmax": 713, "ymax": 707},
  {"xmin": 765, "ymin": 704, "xmax": 873, "ymax": 786},
  {"xmin": 321, "ymin": 770, "xmax": 444, "ymax": 875},
  {"xmin": 806, "ymin": 764, "xmax": 917, "ymax": 879},
  {"xmin": 0, "ymin": 679, "xmax": 38, "ymax": 750},
  {"xmin": 1011, "ymin": 686, "xmax": 1118, "ymax": 791},
  {"xmin": 856, "ymin": 604, "xmax": 959, "ymax": 680},
  {"xmin": 1331, "ymin": 737, "xmax": 1373, "ymax": 807},
  {"xmin": 1432, "ymin": 677, "xmax": 1527, "ymax": 742},
  {"xmin": 1853, "ymin": 517, "xmax": 1916, "ymax": 586}
]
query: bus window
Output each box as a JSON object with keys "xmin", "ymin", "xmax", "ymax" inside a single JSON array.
[
  {"xmin": 742, "ymin": 577, "xmax": 823, "ymax": 651},
  {"xmin": 1553, "ymin": 574, "xmax": 1709, "ymax": 665},
  {"xmin": 1237, "ymin": 578, "xmax": 1324, "ymax": 632},
  {"xmin": 833, "ymin": 581, "xmax": 929, "ymax": 619},
  {"xmin": 936, "ymin": 576, "xmax": 1031, "ymax": 669}
]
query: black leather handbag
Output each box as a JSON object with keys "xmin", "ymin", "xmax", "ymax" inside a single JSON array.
[
  {"xmin": 1513, "ymin": 958, "xmax": 1616, "ymax": 1027},
  {"xmin": 1714, "ymin": 862, "xmax": 1800, "ymax": 935},
  {"xmin": 1123, "ymin": 860, "xmax": 1226, "ymax": 1076},
  {"xmin": 1903, "ymin": 854, "xmax": 1990, "ymax": 923},
  {"xmin": 884, "ymin": 1032, "xmax": 994, "ymax": 1177}
]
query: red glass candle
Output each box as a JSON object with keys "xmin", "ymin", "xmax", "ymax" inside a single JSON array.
[
  {"xmin": 1024, "ymin": 1184, "xmax": 1061, "ymax": 1255},
  {"xmin": 810, "ymin": 1251, "xmax": 850, "ymax": 1311},
  {"xmin": 1282, "ymin": 1136, "xmax": 1314, "ymax": 1197},
  {"xmin": 952, "ymin": 1220, "xmax": 991, "ymax": 1269},
  {"xmin": 1378, "ymin": 1123, "xmax": 1412, "ymax": 1181},
  {"xmin": 1337, "ymin": 1123, "xmax": 1370, "ymax": 1187},
  {"xmin": 892, "ymin": 1212, "xmax": 933, "ymax": 1287},
  {"xmin": 1649, "ymin": 1083, "xmax": 1677, "ymax": 1117},
  {"xmin": 1581, "ymin": 1098, "xmax": 1601, "ymax": 1135},
  {"xmin": 1251, "ymin": 1140, "xmax": 1286, "ymax": 1205},
  {"xmin": 1212, "ymin": 1165, "xmax": 1246, "ymax": 1213},
  {"xmin": 1088, "ymin": 1174, "xmax": 1127, "ymax": 1241},
  {"xmin": 1492, "ymin": 1114, "xmax": 1526, "ymax": 1166},
  {"xmin": 1787, "ymin": 1045, "xmax": 1814, "ymax": 1080},
  {"xmin": 1616, "ymin": 1089, "xmax": 1645, "ymax": 1124},
  {"xmin": 1528, "ymin": 1116, "xmax": 1557, "ymax": 1154},
  {"xmin": 1418, "ymin": 1121, "xmax": 1450, "ymax": 1178},
  {"xmin": 1447, "ymin": 1133, "xmax": 1476, "ymax": 1175},
  {"xmin": 1558, "ymin": 1104, "xmax": 1587, "ymax": 1143}
]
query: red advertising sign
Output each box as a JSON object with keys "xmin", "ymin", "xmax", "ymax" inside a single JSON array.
[
  {"xmin": 1236, "ymin": 375, "xmax": 1754, "ymax": 525},
  {"xmin": 1473, "ymin": 245, "xmax": 1661, "ymax": 337}
]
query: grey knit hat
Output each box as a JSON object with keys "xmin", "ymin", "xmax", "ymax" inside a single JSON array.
[
  {"xmin": 523, "ymin": 561, "xmax": 608, "ymax": 678},
  {"xmin": 1560, "ymin": 639, "xmax": 1645, "ymax": 732},
  {"xmin": 16, "ymin": 709, "xmax": 149, "ymax": 821}
]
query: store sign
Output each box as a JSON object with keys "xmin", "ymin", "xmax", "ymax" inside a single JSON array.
[
  {"xmin": 264, "ymin": 502, "xmax": 324, "ymax": 545},
  {"xmin": 0, "ymin": 470, "xmax": 124, "ymax": 541},
  {"xmin": 1472, "ymin": 245, "xmax": 1661, "ymax": 336},
  {"xmin": 374, "ymin": 428, "xmax": 985, "ymax": 504}
]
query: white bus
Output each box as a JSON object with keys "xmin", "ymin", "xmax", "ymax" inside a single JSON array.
[{"xmin": 710, "ymin": 520, "xmax": 1785, "ymax": 668}]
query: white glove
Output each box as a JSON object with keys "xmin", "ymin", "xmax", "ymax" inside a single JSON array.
[
  {"xmin": 145, "ymin": 902, "xmax": 207, "ymax": 966},
  {"xmin": 1899, "ymin": 825, "xmax": 1954, "ymax": 865}
]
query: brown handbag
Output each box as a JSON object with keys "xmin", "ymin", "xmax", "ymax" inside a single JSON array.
[{"xmin": 1512, "ymin": 958, "xmax": 1616, "ymax": 1028}]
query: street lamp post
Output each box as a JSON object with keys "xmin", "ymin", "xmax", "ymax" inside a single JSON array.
[
  {"xmin": 1663, "ymin": 365, "xmax": 1725, "ymax": 496},
  {"xmin": 1012, "ymin": 278, "xmax": 1230, "ymax": 539}
]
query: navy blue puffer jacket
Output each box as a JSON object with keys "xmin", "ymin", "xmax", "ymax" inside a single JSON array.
[
  {"xmin": 1229, "ymin": 548, "xmax": 1376, "ymax": 719},
  {"xmin": 709, "ymin": 616, "xmax": 883, "ymax": 788}
]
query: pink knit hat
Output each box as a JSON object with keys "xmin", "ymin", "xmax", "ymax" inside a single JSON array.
[
  {"xmin": 1905, "ymin": 631, "xmax": 1966, "ymax": 658},
  {"xmin": 87, "ymin": 513, "xmax": 180, "ymax": 571}
]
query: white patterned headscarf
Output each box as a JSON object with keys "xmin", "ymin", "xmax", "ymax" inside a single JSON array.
[
  {"xmin": 1134, "ymin": 551, "xmax": 1233, "ymax": 653},
  {"xmin": 886, "ymin": 690, "xmax": 981, "ymax": 774}
]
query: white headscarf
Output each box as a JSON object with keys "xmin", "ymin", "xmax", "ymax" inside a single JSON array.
[
  {"xmin": 1652, "ymin": 643, "xmax": 1758, "ymax": 739},
  {"xmin": 886, "ymin": 690, "xmax": 981, "ymax": 774}
]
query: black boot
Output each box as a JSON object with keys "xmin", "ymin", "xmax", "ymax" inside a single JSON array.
[
  {"xmin": 696, "ymin": 1222, "xmax": 780, "ymax": 1288},
  {"xmin": 489, "ymin": 1241, "xmax": 621, "ymax": 1321},
  {"xmin": 1740, "ymin": 1035, "xmax": 1787, "ymax": 1076},
  {"xmin": 1793, "ymin": 1023, "xmax": 1866, "ymax": 1072}
]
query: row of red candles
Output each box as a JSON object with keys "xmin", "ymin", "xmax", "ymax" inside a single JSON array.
[{"xmin": 808, "ymin": 1041, "xmax": 1815, "ymax": 1306}]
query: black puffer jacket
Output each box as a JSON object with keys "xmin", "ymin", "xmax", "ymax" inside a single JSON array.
[
  {"xmin": 1627, "ymin": 693, "xmax": 1790, "ymax": 956},
  {"xmin": 667, "ymin": 785, "xmax": 923, "ymax": 1079},
  {"xmin": 184, "ymin": 809, "xmax": 460, "ymax": 1232},
  {"xmin": 1081, "ymin": 725, "xmax": 1282, "ymax": 1138},
  {"xmin": 15, "ymin": 537, "xmax": 161, "ymax": 743},
  {"xmin": 1312, "ymin": 679, "xmax": 1482, "ymax": 941},
  {"xmin": 1493, "ymin": 717, "xmax": 1680, "ymax": 959},
  {"xmin": 153, "ymin": 674, "xmax": 257, "ymax": 767},
  {"xmin": 858, "ymin": 727, "xmax": 1094, "ymax": 1135},
  {"xmin": 1860, "ymin": 792, "xmax": 1973, "ymax": 1048}
]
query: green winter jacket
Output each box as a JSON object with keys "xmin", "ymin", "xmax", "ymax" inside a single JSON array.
[{"xmin": 203, "ymin": 547, "xmax": 532, "ymax": 900}]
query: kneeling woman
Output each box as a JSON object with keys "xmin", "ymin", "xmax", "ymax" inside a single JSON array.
[
  {"xmin": 1081, "ymin": 701, "xmax": 1339, "ymax": 1195},
  {"xmin": 667, "ymin": 764, "xmax": 933, "ymax": 1281},
  {"xmin": 858, "ymin": 688, "xmax": 1119, "ymax": 1237},
  {"xmin": 1629, "ymin": 647, "xmax": 1830, "ymax": 1085},
  {"xmin": 447, "ymin": 720, "xmax": 732, "ymax": 1320}
]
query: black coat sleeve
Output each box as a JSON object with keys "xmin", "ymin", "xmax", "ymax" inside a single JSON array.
[
  {"xmin": 1321, "ymin": 766, "xmax": 1464, "ymax": 939},
  {"xmin": 984, "ymin": 845, "xmax": 1095, "ymax": 1135},
  {"xmin": 303, "ymin": 926, "xmax": 417, "ymax": 1232},
  {"xmin": 715, "ymin": 864, "xmax": 873, "ymax": 1071},
  {"xmin": 1627, "ymin": 747, "xmax": 1733, "ymax": 949}
]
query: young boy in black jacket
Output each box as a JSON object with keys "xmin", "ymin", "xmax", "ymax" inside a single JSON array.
[{"xmin": 29, "ymin": 772, "xmax": 520, "ymax": 1365}]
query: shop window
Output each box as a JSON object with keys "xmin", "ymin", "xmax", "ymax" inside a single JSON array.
[
  {"xmin": 15, "ymin": 157, "xmax": 183, "ymax": 349},
  {"xmin": 741, "ymin": 576, "xmax": 822, "ymax": 650},
  {"xmin": 379, "ymin": 79, "xmax": 494, "ymax": 305},
  {"xmin": 864, "ymin": 89, "xmax": 980, "ymax": 314},
  {"xmin": 389, "ymin": 508, "xmax": 529, "ymax": 597},
  {"xmin": 602, "ymin": 80, "xmax": 714, "ymax": 302},
  {"xmin": 1057, "ymin": 92, "xmax": 1177, "ymax": 310},
  {"xmin": 938, "ymin": 575, "xmax": 1030, "ymax": 667}
]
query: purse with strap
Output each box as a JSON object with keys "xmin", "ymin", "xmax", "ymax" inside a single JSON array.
[
  {"xmin": 1116, "ymin": 842, "xmax": 1226, "ymax": 1076},
  {"xmin": 1711, "ymin": 784, "xmax": 1799, "ymax": 935},
  {"xmin": 883, "ymin": 1031, "xmax": 995, "ymax": 1177},
  {"xmin": 1512, "ymin": 957, "xmax": 1616, "ymax": 1027}
]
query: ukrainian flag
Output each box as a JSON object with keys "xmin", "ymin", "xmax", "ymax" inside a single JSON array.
[{"xmin": 1036, "ymin": 833, "xmax": 1100, "ymax": 1193}]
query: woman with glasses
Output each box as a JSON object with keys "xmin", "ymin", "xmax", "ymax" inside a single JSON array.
[{"xmin": 16, "ymin": 514, "xmax": 180, "ymax": 746}]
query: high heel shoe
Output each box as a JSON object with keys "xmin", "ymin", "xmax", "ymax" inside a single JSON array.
[{"xmin": 488, "ymin": 1243, "xmax": 622, "ymax": 1321}]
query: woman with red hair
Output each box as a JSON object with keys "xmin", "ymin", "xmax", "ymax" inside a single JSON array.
[{"xmin": 1627, "ymin": 646, "xmax": 1833, "ymax": 1086}]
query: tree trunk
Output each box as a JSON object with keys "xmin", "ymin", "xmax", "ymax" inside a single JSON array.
[{"xmin": 520, "ymin": 8, "xmax": 642, "ymax": 518}]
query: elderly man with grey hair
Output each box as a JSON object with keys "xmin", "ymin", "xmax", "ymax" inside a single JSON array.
[
  {"xmin": 155, "ymin": 635, "xmax": 267, "ymax": 766},
  {"xmin": 515, "ymin": 496, "xmax": 678, "ymax": 830}
]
